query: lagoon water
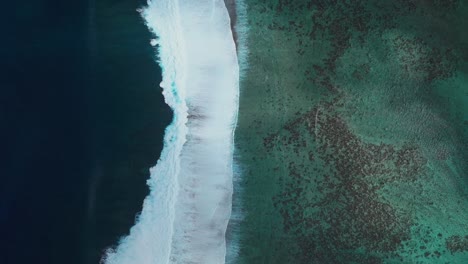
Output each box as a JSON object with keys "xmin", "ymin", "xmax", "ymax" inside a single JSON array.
[{"xmin": 232, "ymin": 1, "xmax": 468, "ymax": 263}]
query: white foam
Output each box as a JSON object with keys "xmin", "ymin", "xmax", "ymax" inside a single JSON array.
[{"xmin": 102, "ymin": 0, "xmax": 239, "ymax": 264}]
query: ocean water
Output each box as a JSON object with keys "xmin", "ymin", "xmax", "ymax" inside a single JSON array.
[
  {"xmin": 5, "ymin": 1, "xmax": 466, "ymax": 264},
  {"xmin": 1, "ymin": 1, "xmax": 170, "ymax": 263}
]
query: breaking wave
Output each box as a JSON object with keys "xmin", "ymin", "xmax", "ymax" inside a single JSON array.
[{"xmin": 102, "ymin": 0, "xmax": 239, "ymax": 263}]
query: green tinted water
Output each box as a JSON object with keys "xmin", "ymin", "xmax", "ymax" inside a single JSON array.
[{"xmin": 233, "ymin": 1, "xmax": 468, "ymax": 263}]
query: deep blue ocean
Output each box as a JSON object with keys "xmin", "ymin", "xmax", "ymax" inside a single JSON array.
[{"xmin": 1, "ymin": 1, "xmax": 171, "ymax": 263}]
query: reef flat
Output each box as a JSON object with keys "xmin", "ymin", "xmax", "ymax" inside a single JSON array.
[{"xmin": 234, "ymin": 0, "xmax": 468, "ymax": 263}]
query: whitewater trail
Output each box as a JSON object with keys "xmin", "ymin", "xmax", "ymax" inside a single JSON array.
[{"xmin": 102, "ymin": 0, "xmax": 239, "ymax": 264}]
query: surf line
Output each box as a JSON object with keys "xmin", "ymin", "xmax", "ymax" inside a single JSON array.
[{"xmin": 102, "ymin": 0, "xmax": 240, "ymax": 263}]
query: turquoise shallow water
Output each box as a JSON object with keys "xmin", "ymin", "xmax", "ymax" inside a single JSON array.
[{"xmin": 232, "ymin": 0, "xmax": 468, "ymax": 263}]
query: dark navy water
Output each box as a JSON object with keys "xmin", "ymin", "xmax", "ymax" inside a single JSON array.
[{"xmin": 1, "ymin": 1, "xmax": 171, "ymax": 263}]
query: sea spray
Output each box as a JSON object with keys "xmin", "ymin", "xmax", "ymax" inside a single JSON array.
[{"xmin": 102, "ymin": 0, "xmax": 239, "ymax": 263}]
